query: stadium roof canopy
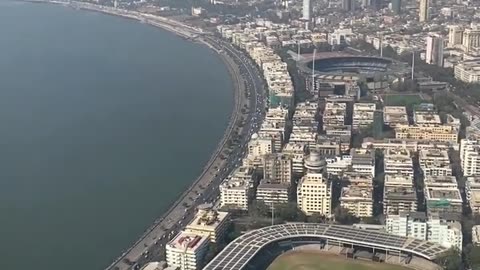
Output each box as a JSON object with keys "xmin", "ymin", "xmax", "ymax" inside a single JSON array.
[{"xmin": 203, "ymin": 223, "xmax": 448, "ymax": 270}]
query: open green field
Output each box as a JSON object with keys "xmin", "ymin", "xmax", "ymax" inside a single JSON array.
[
  {"xmin": 383, "ymin": 94, "xmax": 425, "ymax": 107},
  {"xmin": 267, "ymin": 251, "xmax": 412, "ymax": 270}
]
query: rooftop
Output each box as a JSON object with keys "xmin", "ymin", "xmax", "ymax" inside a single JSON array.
[
  {"xmin": 258, "ymin": 179, "xmax": 290, "ymax": 190},
  {"xmin": 384, "ymin": 186, "xmax": 417, "ymax": 200},
  {"xmin": 186, "ymin": 209, "xmax": 229, "ymax": 231},
  {"xmin": 384, "ymin": 174, "xmax": 413, "ymax": 186},
  {"xmin": 426, "ymin": 187, "xmax": 462, "ymax": 201},
  {"xmin": 384, "ymin": 106, "xmax": 407, "ymax": 114},
  {"xmin": 341, "ymin": 186, "xmax": 372, "ymax": 200},
  {"xmin": 424, "ymin": 176, "xmax": 458, "ymax": 188},
  {"xmin": 167, "ymin": 231, "xmax": 209, "ymax": 252}
]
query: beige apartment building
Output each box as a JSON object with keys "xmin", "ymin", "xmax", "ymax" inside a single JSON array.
[
  {"xmin": 340, "ymin": 186, "xmax": 373, "ymax": 217},
  {"xmin": 185, "ymin": 209, "xmax": 230, "ymax": 243},
  {"xmin": 395, "ymin": 124, "xmax": 458, "ymax": 143},
  {"xmin": 297, "ymin": 173, "xmax": 332, "ymax": 216}
]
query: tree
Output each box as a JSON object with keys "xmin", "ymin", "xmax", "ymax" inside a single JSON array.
[
  {"xmin": 248, "ymin": 200, "xmax": 270, "ymax": 218},
  {"xmin": 334, "ymin": 206, "xmax": 360, "ymax": 225},
  {"xmin": 435, "ymin": 248, "xmax": 462, "ymax": 270},
  {"xmin": 465, "ymin": 244, "xmax": 480, "ymax": 269},
  {"xmin": 276, "ymin": 202, "xmax": 307, "ymax": 222},
  {"xmin": 307, "ymin": 213, "xmax": 326, "ymax": 223}
]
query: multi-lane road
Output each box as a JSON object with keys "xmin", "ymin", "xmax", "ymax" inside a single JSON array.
[{"xmin": 106, "ymin": 35, "xmax": 266, "ymax": 270}]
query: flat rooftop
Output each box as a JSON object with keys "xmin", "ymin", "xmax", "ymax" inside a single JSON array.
[
  {"xmin": 470, "ymin": 190, "xmax": 480, "ymax": 206},
  {"xmin": 426, "ymin": 188, "xmax": 462, "ymax": 201},
  {"xmin": 354, "ymin": 102, "xmax": 376, "ymax": 111},
  {"xmin": 258, "ymin": 179, "xmax": 290, "ymax": 190},
  {"xmin": 424, "ymin": 176, "xmax": 457, "ymax": 187},
  {"xmin": 385, "ymin": 147, "xmax": 411, "ymax": 157},
  {"xmin": 186, "ymin": 209, "xmax": 229, "ymax": 231},
  {"xmin": 384, "ymin": 186, "xmax": 417, "ymax": 200},
  {"xmin": 167, "ymin": 231, "xmax": 209, "ymax": 252},
  {"xmin": 384, "ymin": 174, "xmax": 413, "ymax": 186},
  {"xmin": 384, "ymin": 106, "xmax": 407, "ymax": 114},
  {"xmin": 414, "ymin": 112, "xmax": 441, "ymax": 125},
  {"xmin": 341, "ymin": 186, "xmax": 373, "ymax": 200},
  {"xmin": 419, "ymin": 149, "xmax": 449, "ymax": 160}
]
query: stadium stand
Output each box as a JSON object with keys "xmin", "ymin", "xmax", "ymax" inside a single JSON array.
[{"xmin": 202, "ymin": 223, "xmax": 447, "ymax": 270}]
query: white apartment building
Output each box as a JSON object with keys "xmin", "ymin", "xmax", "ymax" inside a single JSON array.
[
  {"xmin": 350, "ymin": 148, "xmax": 375, "ymax": 177},
  {"xmin": 424, "ymin": 176, "xmax": 458, "ymax": 189},
  {"xmin": 282, "ymin": 143, "xmax": 306, "ymax": 174},
  {"xmin": 323, "ymin": 102, "xmax": 347, "ymax": 130},
  {"xmin": 384, "ymin": 186, "xmax": 417, "ymax": 215},
  {"xmin": 326, "ymin": 149, "xmax": 375, "ymax": 177},
  {"xmin": 473, "ymin": 225, "xmax": 480, "ymax": 246},
  {"xmin": 414, "ymin": 111, "xmax": 442, "ymax": 125},
  {"xmin": 384, "ymin": 148, "xmax": 414, "ymax": 180},
  {"xmin": 316, "ymin": 136, "xmax": 341, "ymax": 156},
  {"xmin": 455, "ymin": 60, "xmax": 480, "ymax": 83},
  {"xmin": 343, "ymin": 171, "xmax": 372, "ymax": 187},
  {"xmin": 352, "ymin": 103, "xmax": 376, "ymax": 130},
  {"xmin": 427, "ymin": 214, "xmax": 463, "ymax": 250},
  {"xmin": 384, "ymin": 174, "xmax": 413, "ymax": 187},
  {"xmin": 166, "ymin": 231, "xmax": 210, "ymax": 270},
  {"xmin": 419, "ymin": 149, "xmax": 452, "ymax": 176},
  {"xmin": 289, "ymin": 130, "xmax": 317, "ymax": 147},
  {"xmin": 461, "ymin": 138, "xmax": 480, "ymax": 176},
  {"xmin": 265, "ymin": 107, "xmax": 288, "ymax": 125},
  {"xmin": 220, "ymin": 166, "xmax": 254, "ymax": 210},
  {"xmin": 466, "ymin": 176, "xmax": 480, "ymax": 213},
  {"xmin": 362, "ymin": 138, "xmax": 451, "ymax": 153},
  {"xmin": 256, "ymin": 179, "xmax": 290, "ymax": 204},
  {"xmin": 247, "ymin": 134, "xmax": 273, "ymax": 157},
  {"xmin": 386, "ymin": 212, "xmax": 463, "ymax": 250},
  {"xmin": 297, "ymin": 173, "xmax": 332, "ymax": 216},
  {"xmin": 383, "ymin": 106, "xmax": 408, "ymax": 128},
  {"xmin": 340, "ymin": 186, "xmax": 373, "ymax": 217},
  {"xmin": 425, "ymin": 186, "xmax": 463, "ymax": 214},
  {"xmin": 386, "ymin": 212, "xmax": 428, "ymax": 240}
]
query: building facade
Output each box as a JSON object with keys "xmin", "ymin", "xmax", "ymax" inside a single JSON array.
[
  {"xmin": 166, "ymin": 231, "xmax": 210, "ymax": 270},
  {"xmin": 297, "ymin": 173, "xmax": 332, "ymax": 216}
]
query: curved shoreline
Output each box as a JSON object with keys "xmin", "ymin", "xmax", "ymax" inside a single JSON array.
[{"xmin": 21, "ymin": 1, "xmax": 250, "ymax": 269}]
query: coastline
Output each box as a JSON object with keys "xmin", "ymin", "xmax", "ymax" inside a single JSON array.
[{"xmin": 19, "ymin": 1, "xmax": 247, "ymax": 269}]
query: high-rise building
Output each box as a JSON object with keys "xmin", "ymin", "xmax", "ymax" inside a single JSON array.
[
  {"xmin": 297, "ymin": 173, "xmax": 332, "ymax": 216},
  {"xmin": 461, "ymin": 138, "xmax": 480, "ymax": 176},
  {"xmin": 426, "ymin": 36, "xmax": 444, "ymax": 67},
  {"xmin": 448, "ymin": 25, "xmax": 464, "ymax": 47},
  {"xmin": 302, "ymin": 0, "xmax": 312, "ymax": 21},
  {"xmin": 391, "ymin": 0, "xmax": 401, "ymax": 14},
  {"xmin": 419, "ymin": 0, "xmax": 429, "ymax": 22},
  {"xmin": 343, "ymin": 0, "xmax": 355, "ymax": 11}
]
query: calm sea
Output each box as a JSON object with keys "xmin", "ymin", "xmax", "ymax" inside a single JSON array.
[{"xmin": 0, "ymin": 1, "xmax": 233, "ymax": 269}]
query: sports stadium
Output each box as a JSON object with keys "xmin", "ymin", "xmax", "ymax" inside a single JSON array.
[
  {"xmin": 297, "ymin": 52, "xmax": 410, "ymax": 88},
  {"xmin": 202, "ymin": 223, "xmax": 447, "ymax": 270}
]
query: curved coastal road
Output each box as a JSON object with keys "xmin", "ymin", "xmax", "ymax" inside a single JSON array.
[{"xmin": 106, "ymin": 35, "xmax": 266, "ymax": 270}]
